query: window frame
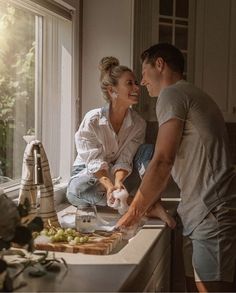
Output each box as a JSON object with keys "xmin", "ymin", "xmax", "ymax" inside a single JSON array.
[{"xmin": 1, "ymin": 0, "xmax": 78, "ymax": 199}]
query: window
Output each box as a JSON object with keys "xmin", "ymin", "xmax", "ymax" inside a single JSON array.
[
  {"xmin": 0, "ymin": 2, "xmax": 36, "ymax": 183},
  {"xmin": 158, "ymin": 0, "xmax": 189, "ymax": 79},
  {"xmin": 133, "ymin": 0, "xmax": 195, "ymax": 120},
  {"xmin": 0, "ymin": 0, "xmax": 75, "ymax": 192}
]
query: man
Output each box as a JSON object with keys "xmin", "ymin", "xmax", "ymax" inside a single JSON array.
[{"xmin": 117, "ymin": 43, "xmax": 236, "ymax": 292}]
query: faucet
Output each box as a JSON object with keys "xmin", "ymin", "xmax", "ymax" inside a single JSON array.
[{"xmin": 33, "ymin": 143, "xmax": 44, "ymax": 185}]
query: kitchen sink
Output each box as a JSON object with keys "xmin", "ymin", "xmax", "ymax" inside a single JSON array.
[
  {"xmin": 110, "ymin": 239, "xmax": 129, "ymax": 254},
  {"xmin": 56, "ymin": 198, "xmax": 180, "ymax": 256},
  {"xmin": 96, "ymin": 198, "xmax": 180, "ymax": 255}
]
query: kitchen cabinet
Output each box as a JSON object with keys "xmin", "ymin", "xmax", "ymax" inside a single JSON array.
[
  {"xmin": 194, "ymin": 0, "xmax": 236, "ymax": 122},
  {"xmin": 143, "ymin": 245, "xmax": 171, "ymax": 292},
  {"xmin": 143, "ymin": 217, "xmax": 186, "ymax": 292}
]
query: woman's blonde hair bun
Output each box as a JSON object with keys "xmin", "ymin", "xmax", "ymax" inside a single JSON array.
[
  {"xmin": 99, "ymin": 56, "xmax": 119, "ymax": 74},
  {"xmin": 98, "ymin": 56, "xmax": 132, "ymax": 102}
]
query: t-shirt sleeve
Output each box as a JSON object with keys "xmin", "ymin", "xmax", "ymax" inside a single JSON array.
[{"xmin": 156, "ymin": 87, "xmax": 188, "ymax": 126}]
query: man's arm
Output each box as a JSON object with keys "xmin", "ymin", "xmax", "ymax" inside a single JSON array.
[{"xmin": 116, "ymin": 118, "xmax": 184, "ymax": 228}]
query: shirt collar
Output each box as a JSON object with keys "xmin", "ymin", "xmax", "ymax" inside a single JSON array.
[
  {"xmin": 99, "ymin": 104, "xmax": 133, "ymax": 128},
  {"xmin": 123, "ymin": 107, "xmax": 133, "ymax": 128},
  {"xmin": 99, "ymin": 104, "xmax": 109, "ymax": 125}
]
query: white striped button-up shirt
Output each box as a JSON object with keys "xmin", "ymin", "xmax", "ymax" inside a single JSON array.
[{"xmin": 73, "ymin": 105, "xmax": 146, "ymax": 176}]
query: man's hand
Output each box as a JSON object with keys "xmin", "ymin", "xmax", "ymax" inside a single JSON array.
[{"xmin": 116, "ymin": 206, "xmax": 143, "ymax": 229}]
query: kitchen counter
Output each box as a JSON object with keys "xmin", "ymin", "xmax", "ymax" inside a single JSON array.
[
  {"xmin": 13, "ymin": 182, "xmax": 180, "ymax": 292},
  {"xmin": 14, "ymin": 226, "xmax": 172, "ymax": 292}
]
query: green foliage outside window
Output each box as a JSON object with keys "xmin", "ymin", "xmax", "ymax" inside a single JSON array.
[{"xmin": 0, "ymin": 2, "xmax": 35, "ymax": 180}]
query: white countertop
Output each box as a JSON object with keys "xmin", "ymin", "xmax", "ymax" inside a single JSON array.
[
  {"xmin": 51, "ymin": 198, "xmax": 180, "ymax": 265},
  {"xmin": 15, "ymin": 199, "xmax": 179, "ymax": 292}
]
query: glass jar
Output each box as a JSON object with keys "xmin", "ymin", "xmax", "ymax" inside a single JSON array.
[{"xmin": 75, "ymin": 203, "xmax": 97, "ymax": 233}]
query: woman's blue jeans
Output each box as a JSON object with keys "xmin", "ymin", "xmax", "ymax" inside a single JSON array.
[{"xmin": 66, "ymin": 144, "xmax": 154, "ymax": 207}]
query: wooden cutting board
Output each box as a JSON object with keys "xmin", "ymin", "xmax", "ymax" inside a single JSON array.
[{"xmin": 34, "ymin": 231, "xmax": 123, "ymax": 255}]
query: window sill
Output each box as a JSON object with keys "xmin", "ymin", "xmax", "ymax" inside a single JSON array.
[{"xmin": 4, "ymin": 181, "xmax": 68, "ymax": 207}]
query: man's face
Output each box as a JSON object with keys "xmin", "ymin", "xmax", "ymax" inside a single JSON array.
[{"xmin": 141, "ymin": 60, "xmax": 161, "ymax": 97}]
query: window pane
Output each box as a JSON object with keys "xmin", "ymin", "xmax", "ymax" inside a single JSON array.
[
  {"xmin": 159, "ymin": 25, "xmax": 172, "ymax": 43},
  {"xmin": 160, "ymin": 0, "xmax": 173, "ymax": 16},
  {"xmin": 175, "ymin": 26, "xmax": 188, "ymax": 50},
  {"xmin": 176, "ymin": 0, "xmax": 189, "ymax": 18},
  {"xmin": 0, "ymin": 1, "xmax": 36, "ymax": 183}
]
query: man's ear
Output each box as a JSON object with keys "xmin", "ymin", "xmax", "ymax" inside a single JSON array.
[{"xmin": 155, "ymin": 57, "xmax": 165, "ymax": 72}]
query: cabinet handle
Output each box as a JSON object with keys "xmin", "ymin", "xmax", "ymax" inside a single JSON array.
[{"xmin": 233, "ymin": 107, "xmax": 236, "ymax": 114}]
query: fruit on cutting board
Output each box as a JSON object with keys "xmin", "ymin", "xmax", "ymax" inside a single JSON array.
[{"xmin": 33, "ymin": 227, "xmax": 89, "ymax": 245}]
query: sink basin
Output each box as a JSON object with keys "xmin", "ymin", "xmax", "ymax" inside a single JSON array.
[
  {"xmin": 56, "ymin": 199, "xmax": 180, "ymax": 256},
  {"xmin": 110, "ymin": 239, "xmax": 129, "ymax": 254},
  {"xmin": 96, "ymin": 198, "xmax": 180, "ymax": 254}
]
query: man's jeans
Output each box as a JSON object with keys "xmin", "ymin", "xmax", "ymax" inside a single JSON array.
[{"xmin": 66, "ymin": 144, "xmax": 154, "ymax": 207}]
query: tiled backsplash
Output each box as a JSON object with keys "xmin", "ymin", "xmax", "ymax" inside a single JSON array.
[{"xmin": 146, "ymin": 122, "xmax": 236, "ymax": 164}]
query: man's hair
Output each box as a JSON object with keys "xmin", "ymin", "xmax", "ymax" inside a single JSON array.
[{"xmin": 140, "ymin": 43, "xmax": 184, "ymax": 74}]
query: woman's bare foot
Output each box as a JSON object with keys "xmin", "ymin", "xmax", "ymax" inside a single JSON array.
[{"xmin": 146, "ymin": 202, "xmax": 176, "ymax": 229}]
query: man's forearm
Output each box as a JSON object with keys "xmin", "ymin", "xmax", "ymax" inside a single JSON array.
[
  {"xmin": 117, "ymin": 119, "xmax": 182, "ymax": 228},
  {"xmin": 129, "ymin": 158, "xmax": 172, "ymax": 215}
]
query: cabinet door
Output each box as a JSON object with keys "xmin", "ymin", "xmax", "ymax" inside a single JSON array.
[
  {"xmin": 143, "ymin": 245, "xmax": 171, "ymax": 292},
  {"xmin": 194, "ymin": 0, "xmax": 236, "ymax": 121},
  {"xmin": 155, "ymin": 259, "xmax": 171, "ymax": 292},
  {"xmin": 143, "ymin": 273, "xmax": 156, "ymax": 292},
  {"xmin": 228, "ymin": 0, "xmax": 236, "ymax": 119},
  {"xmin": 153, "ymin": 245, "xmax": 171, "ymax": 292}
]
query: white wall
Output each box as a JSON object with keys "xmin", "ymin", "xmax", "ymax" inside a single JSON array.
[{"xmin": 82, "ymin": 0, "xmax": 134, "ymax": 117}]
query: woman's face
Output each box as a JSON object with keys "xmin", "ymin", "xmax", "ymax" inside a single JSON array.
[{"xmin": 111, "ymin": 71, "xmax": 140, "ymax": 106}]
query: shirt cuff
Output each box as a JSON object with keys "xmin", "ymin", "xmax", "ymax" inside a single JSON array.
[
  {"xmin": 87, "ymin": 160, "xmax": 109, "ymax": 174},
  {"xmin": 111, "ymin": 162, "xmax": 132, "ymax": 177}
]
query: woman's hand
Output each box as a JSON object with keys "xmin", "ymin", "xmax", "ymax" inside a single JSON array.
[
  {"xmin": 106, "ymin": 186, "xmax": 116, "ymax": 206},
  {"xmin": 114, "ymin": 180, "xmax": 125, "ymax": 191},
  {"xmin": 94, "ymin": 170, "xmax": 116, "ymax": 206},
  {"xmin": 114, "ymin": 169, "xmax": 128, "ymax": 190}
]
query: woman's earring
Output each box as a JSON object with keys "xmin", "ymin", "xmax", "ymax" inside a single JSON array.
[{"xmin": 112, "ymin": 92, "xmax": 118, "ymax": 99}]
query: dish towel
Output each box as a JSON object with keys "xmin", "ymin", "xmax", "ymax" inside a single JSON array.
[
  {"xmin": 18, "ymin": 139, "xmax": 59, "ymax": 227},
  {"xmin": 107, "ymin": 189, "xmax": 129, "ymax": 215}
]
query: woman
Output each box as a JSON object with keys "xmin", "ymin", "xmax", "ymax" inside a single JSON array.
[{"xmin": 66, "ymin": 56, "xmax": 175, "ymax": 228}]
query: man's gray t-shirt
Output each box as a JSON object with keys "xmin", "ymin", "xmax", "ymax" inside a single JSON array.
[{"xmin": 156, "ymin": 80, "xmax": 236, "ymax": 235}]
